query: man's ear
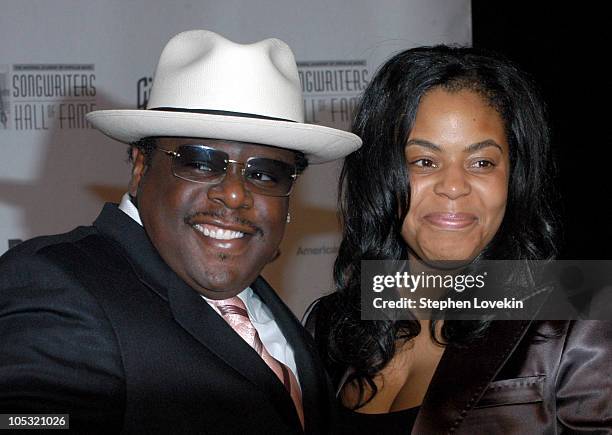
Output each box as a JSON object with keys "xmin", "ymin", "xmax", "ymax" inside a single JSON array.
[{"xmin": 128, "ymin": 147, "xmax": 147, "ymax": 197}]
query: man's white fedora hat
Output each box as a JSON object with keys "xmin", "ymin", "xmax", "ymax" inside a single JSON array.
[{"xmin": 86, "ymin": 30, "xmax": 361, "ymax": 164}]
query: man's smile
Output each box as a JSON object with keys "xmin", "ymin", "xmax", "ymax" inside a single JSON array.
[{"xmin": 192, "ymin": 223, "xmax": 245, "ymax": 240}]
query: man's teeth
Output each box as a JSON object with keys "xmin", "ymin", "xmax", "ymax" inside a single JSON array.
[{"xmin": 194, "ymin": 224, "xmax": 244, "ymax": 240}]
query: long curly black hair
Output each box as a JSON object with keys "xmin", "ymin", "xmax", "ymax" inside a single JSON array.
[{"xmin": 314, "ymin": 45, "xmax": 559, "ymax": 408}]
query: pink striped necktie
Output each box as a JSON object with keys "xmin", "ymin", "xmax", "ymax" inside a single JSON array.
[{"xmin": 209, "ymin": 296, "xmax": 304, "ymax": 429}]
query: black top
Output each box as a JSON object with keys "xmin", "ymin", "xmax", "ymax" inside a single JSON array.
[{"xmin": 337, "ymin": 405, "xmax": 420, "ymax": 435}]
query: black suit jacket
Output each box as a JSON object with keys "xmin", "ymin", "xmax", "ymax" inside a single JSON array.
[
  {"xmin": 0, "ymin": 204, "xmax": 333, "ymax": 434},
  {"xmin": 308, "ymin": 298, "xmax": 612, "ymax": 434}
]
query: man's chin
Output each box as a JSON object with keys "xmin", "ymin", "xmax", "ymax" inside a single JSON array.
[{"xmin": 190, "ymin": 271, "xmax": 256, "ymax": 299}]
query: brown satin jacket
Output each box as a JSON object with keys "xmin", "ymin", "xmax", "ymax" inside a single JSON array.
[
  {"xmin": 414, "ymin": 319, "xmax": 611, "ymax": 434},
  {"xmin": 308, "ymin": 301, "xmax": 612, "ymax": 434}
]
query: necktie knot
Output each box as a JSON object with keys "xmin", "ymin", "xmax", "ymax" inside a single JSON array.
[
  {"xmin": 209, "ymin": 296, "xmax": 260, "ymax": 351},
  {"xmin": 209, "ymin": 295, "xmax": 246, "ymax": 311},
  {"xmin": 210, "ymin": 296, "xmax": 250, "ymax": 320}
]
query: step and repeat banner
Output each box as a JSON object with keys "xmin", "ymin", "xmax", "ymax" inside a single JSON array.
[{"xmin": 0, "ymin": 0, "xmax": 471, "ymax": 315}]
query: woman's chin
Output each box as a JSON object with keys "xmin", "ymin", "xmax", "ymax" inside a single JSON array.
[{"xmin": 412, "ymin": 248, "xmax": 479, "ymax": 268}]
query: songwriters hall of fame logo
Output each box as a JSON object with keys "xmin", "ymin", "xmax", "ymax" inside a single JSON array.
[{"xmin": 0, "ymin": 64, "xmax": 97, "ymax": 131}]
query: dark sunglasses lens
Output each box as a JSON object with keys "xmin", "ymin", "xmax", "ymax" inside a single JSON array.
[
  {"xmin": 173, "ymin": 145, "xmax": 227, "ymax": 182},
  {"xmin": 245, "ymin": 158, "xmax": 296, "ymax": 196}
]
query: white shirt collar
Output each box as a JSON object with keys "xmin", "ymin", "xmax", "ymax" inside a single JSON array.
[{"xmin": 118, "ymin": 193, "xmax": 143, "ymax": 226}]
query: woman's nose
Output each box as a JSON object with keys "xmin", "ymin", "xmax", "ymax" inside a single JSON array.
[{"xmin": 433, "ymin": 164, "xmax": 471, "ymax": 199}]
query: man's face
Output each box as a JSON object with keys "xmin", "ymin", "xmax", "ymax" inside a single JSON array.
[{"xmin": 129, "ymin": 137, "xmax": 296, "ymax": 299}]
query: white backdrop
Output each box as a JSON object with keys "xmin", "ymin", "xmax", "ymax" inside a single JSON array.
[{"xmin": 0, "ymin": 0, "xmax": 471, "ymax": 316}]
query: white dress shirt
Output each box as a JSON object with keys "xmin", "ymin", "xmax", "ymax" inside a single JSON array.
[{"xmin": 118, "ymin": 194, "xmax": 300, "ymax": 387}]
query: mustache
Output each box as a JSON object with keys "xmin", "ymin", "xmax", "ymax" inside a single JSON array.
[{"xmin": 184, "ymin": 210, "xmax": 264, "ymax": 237}]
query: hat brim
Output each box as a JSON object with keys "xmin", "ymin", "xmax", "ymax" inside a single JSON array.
[{"xmin": 86, "ymin": 110, "xmax": 361, "ymax": 164}]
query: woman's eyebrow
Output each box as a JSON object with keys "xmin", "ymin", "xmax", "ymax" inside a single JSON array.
[
  {"xmin": 464, "ymin": 139, "xmax": 503, "ymax": 153},
  {"xmin": 405, "ymin": 139, "xmax": 441, "ymax": 151},
  {"xmin": 405, "ymin": 139, "xmax": 503, "ymax": 153}
]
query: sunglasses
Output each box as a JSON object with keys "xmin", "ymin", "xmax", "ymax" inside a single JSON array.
[{"xmin": 158, "ymin": 144, "xmax": 298, "ymax": 197}]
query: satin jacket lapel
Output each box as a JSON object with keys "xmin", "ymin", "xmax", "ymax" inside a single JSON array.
[
  {"xmin": 252, "ymin": 277, "xmax": 330, "ymax": 435},
  {"xmin": 94, "ymin": 204, "xmax": 300, "ymax": 430},
  {"xmin": 411, "ymin": 261, "xmax": 555, "ymax": 434},
  {"xmin": 414, "ymin": 318, "xmax": 538, "ymax": 434}
]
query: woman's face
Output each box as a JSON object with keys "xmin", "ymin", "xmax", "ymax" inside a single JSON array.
[{"xmin": 402, "ymin": 87, "xmax": 510, "ymax": 262}]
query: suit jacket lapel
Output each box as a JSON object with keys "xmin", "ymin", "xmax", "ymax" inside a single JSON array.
[
  {"xmin": 166, "ymin": 279, "xmax": 302, "ymax": 431},
  {"xmin": 94, "ymin": 203, "xmax": 303, "ymax": 431},
  {"xmin": 94, "ymin": 203, "xmax": 171, "ymax": 302},
  {"xmin": 252, "ymin": 277, "xmax": 330, "ymax": 435}
]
